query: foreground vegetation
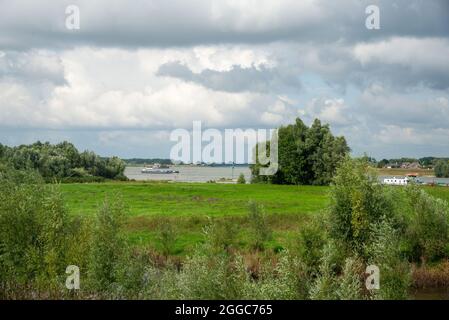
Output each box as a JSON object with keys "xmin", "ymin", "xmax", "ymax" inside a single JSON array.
[
  {"xmin": 61, "ymin": 181, "xmax": 328, "ymax": 254},
  {"xmin": 59, "ymin": 181, "xmax": 449, "ymax": 256},
  {"xmin": 1, "ymin": 158, "xmax": 449, "ymax": 299}
]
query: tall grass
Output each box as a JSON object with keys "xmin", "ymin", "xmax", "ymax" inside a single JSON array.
[{"xmin": 247, "ymin": 201, "xmax": 272, "ymax": 251}]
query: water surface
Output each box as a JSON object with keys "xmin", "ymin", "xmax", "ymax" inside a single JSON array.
[
  {"xmin": 125, "ymin": 166, "xmax": 449, "ymax": 185},
  {"xmin": 125, "ymin": 166, "xmax": 251, "ymax": 182}
]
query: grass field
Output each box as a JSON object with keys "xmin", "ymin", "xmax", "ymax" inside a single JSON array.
[
  {"xmin": 60, "ymin": 182, "xmax": 449, "ymax": 255},
  {"xmin": 60, "ymin": 182, "xmax": 329, "ymax": 254}
]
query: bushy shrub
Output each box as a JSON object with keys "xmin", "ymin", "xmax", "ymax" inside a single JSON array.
[
  {"xmin": 405, "ymin": 186, "xmax": 449, "ymax": 262},
  {"xmin": 112, "ymin": 250, "xmax": 153, "ymax": 299},
  {"xmin": 365, "ymin": 218, "xmax": 411, "ymax": 300},
  {"xmin": 88, "ymin": 198, "xmax": 127, "ymax": 293},
  {"xmin": 337, "ymin": 258, "xmax": 363, "ymax": 300},
  {"xmin": 329, "ymin": 157, "xmax": 397, "ymax": 256},
  {"xmin": 309, "ymin": 243, "xmax": 339, "ymax": 300},
  {"xmin": 434, "ymin": 160, "xmax": 449, "ymax": 178},
  {"xmin": 309, "ymin": 245, "xmax": 365, "ymax": 300},
  {"xmin": 335, "ymin": 257, "xmax": 364, "ymax": 300},
  {"xmin": 158, "ymin": 221, "xmax": 177, "ymax": 257},
  {"xmin": 203, "ymin": 219, "xmax": 240, "ymax": 253},
  {"xmin": 247, "ymin": 202, "xmax": 272, "ymax": 251},
  {"xmin": 237, "ymin": 173, "xmax": 246, "ymax": 184},
  {"xmin": 296, "ymin": 215, "xmax": 328, "ymax": 273},
  {"xmin": 0, "ymin": 166, "xmax": 70, "ymax": 298},
  {"xmin": 173, "ymin": 252, "xmax": 247, "ymax": 299},
  {"xmin": 242, "ymin": 250, "xmax": 309, "ymax": 300},
  {"xmin": 64, "ymin": 216, "xmax": 93, "ymax": 281}
]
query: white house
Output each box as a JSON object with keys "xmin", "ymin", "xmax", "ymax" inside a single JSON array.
[{"xmin": 383, "ymin": 177, "xmax": 409, "ymax": 186}]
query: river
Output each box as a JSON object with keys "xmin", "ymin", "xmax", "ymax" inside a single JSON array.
[
  {"xmin": 125, "ymin": 165, "xmax": 252, "ymax": 182},
  {"xmin": 125, "ymin": 166, "xmax": 449, "ymax": 184}
]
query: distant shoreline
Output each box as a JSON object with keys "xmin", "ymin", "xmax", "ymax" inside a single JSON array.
[{"xmin": 125, "ymin": 163, "xmax": 250, "ymax": 168}]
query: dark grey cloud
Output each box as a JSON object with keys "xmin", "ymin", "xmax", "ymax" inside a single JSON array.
[
  {"xmin": 157, "ymin": 61, "xmax": 301, "ymax": 93},
  {"xmin": 1, "ymin": 0, "xmax": 448, "ymax": 92},
  {"xmin": 359, "ymin": 86, "xmax": 449, "ymax": 130},
  {"xmin": 0, "ymin": 0, "xmax": 448, "ymax": 50},
  {"xmin": 267, "ymin": 37, "xmax": 449, "ymax": 92}
]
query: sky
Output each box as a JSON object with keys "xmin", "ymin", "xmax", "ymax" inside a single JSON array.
[{"xmin": 0, "ymin": 0, "xmax": 448, "ymax": 159}]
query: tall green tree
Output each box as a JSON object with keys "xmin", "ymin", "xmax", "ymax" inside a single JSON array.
[
  {"xmin": 251, "ymin": 117, "xmax": 350, "ymax": 185},
  {"xmin": 435, "ymin": 160, "xmax": 449, "ymax": 178}
]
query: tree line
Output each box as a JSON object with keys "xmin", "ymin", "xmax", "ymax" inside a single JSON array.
[
  {"xmin": 0, "ymin": 141, "xmax": 126, "ymax": 182},
  {"xmin": 376, "ymin": 157, "xmax": 449, "ymax": 169}
]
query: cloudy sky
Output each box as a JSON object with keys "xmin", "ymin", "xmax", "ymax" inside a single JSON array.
[{"xmin": 0, "ymin": 0, "xmax": 448, "ymax": 159}]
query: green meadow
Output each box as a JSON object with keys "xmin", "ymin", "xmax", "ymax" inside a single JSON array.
[{"xmin": 60, "ymin": 182, "xmax": 449, "ymax": 256}]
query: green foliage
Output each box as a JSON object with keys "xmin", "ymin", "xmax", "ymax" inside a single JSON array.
[
  {"xmin": 251, "ymin": 117, "xmax": 350, "ymax": 185},
  {"xmin": 297, "ymin": 216, "xmax": 328, "ymax": 273},
  {"xmin": 237, "ymin": 173, "xmax": 246, "ymax": 184},
  {"xmin": 203, "ymin": 219, "xmax": 240, "ymax": 253},
  {"xmin": 405, "ymin": 186, "xmax": 449, "ymax": 262},
  {"xmin": 61, "ymin": 176, "xmax": 106, "ymax": 183},
  {"xmin": 113, "ymin": 250, "xmax": 153, "ymax": 299},
  {"xmin": 244, "ymin": 250, "xmax": 310, "ymax": 300},
  {"xmin": 0, "ymin": 143, "xmax": 5, "ymax": 158},
  {"xmin": 247, "ymin": 202, "xmax": 272, "ymax": 250},
  {"xmin": 160, "ymin": 227, "xmax": 310, "ymax": 300},
  {"xmin": 172, "ymin": 252, "xmax": 246, "ymax": 299},
  {"xmin": 310, "ymin": 243, "xmax": 365, "ymax": 300},
  {"xmin": 309, "ymin": 243, "xmax": 339, "ymax": 300},
  {"xmin": 377, "ymin": 159, "xmax": 389, "ymax": 168},
  {"xmin": 434, "ymin": 159, "xmax": 449, "ymax": 178},
  {"xmin": 366, "ymin": 219, "xmax": 411, "ymax": 300},
  {"xmin": 2, "ymin": 159, "xmax": 449, "ymax": 300},
  {"xmin": 0, "ymin": 141, "xmax": 126, "ymax": 181},
  {"xmin": 158, "ymin": 221, "xmax": 177, "ymax": 257},
  {"xmin": 154, "ymin": 222, "xmax": 247, "ymax": 299},
  {"xmin": 64, "ymin": 216, "xmax": 93, "ymax": 278},
  {"xmin": 88, "ymin": 198, "xmax": 127, "ymax": 293},
  {"xmin": 326, "ymin": 158, "xmax": 418, "ymax": 299},
  {"xmin": 0, "ymin": 165, "xmax": 70, "ymax": 297},
  {"xmin": 335, "ymin": 257, "xmax": 364, "ymax": 300},
  {"xmin": 329, "ymin": 157, "xmax": 397, "ymax": 256}
]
